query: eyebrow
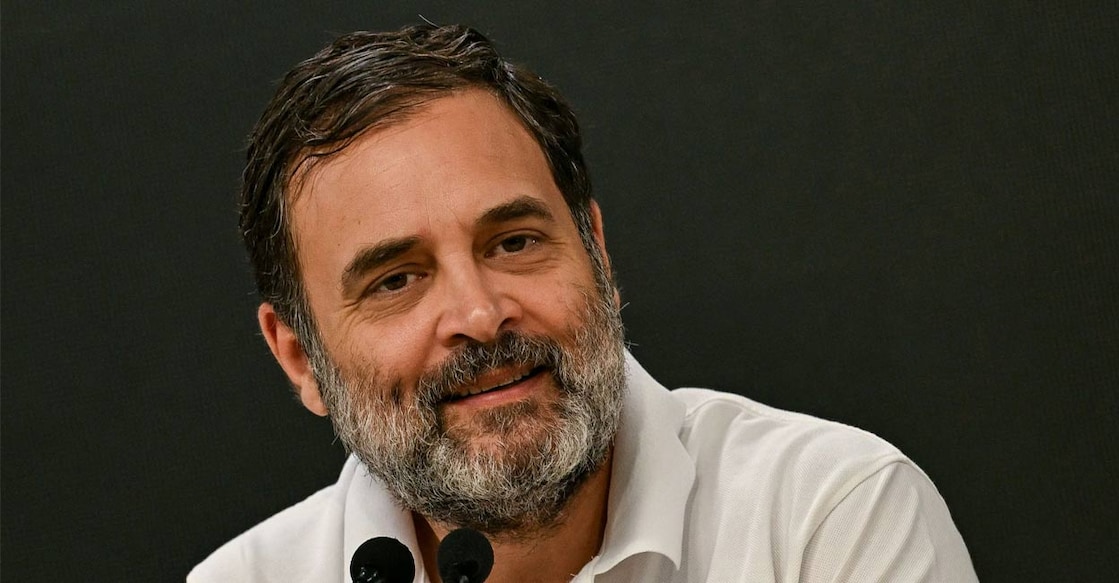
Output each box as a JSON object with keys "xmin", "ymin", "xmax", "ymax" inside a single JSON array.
[
  {"xmin": 339, "ymin": 195, "xmax": 557, "ymax": 292},
  {"xmin": 477, "ymin": 195, "xmax": 555, "ymax": 227},
  {"xmin": 341, "ymin": 236, "xmax": 422, "ymax": 292}
]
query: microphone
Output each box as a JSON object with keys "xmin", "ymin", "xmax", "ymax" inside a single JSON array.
[
  {"xmin": 436, "ymin": 528, "xmax": 494, "ymax": 583},
  {"xmin": 350, "ymin": 536, "xmax": 415, "ymax": 583}
]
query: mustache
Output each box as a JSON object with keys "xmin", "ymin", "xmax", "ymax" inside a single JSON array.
[{"xmin": 416, "ymin": 331, "xmax": 564, "ymax": 405}]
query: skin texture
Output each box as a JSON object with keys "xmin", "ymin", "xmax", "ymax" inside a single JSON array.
[{"xmin": 257, "ymin": 89, "xmax": 617, "ymax": 582}]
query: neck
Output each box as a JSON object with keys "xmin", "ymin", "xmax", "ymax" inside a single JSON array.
[{"xmin": 414, "ymin": 451, "xmax": 613, "ymax": 583}]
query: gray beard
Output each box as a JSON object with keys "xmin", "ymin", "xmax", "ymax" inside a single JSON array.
[{"xmin": 311, "ymin": 279, "xmax": 627, "ymax": 537}]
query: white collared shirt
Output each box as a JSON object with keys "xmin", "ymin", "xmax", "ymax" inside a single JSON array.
[{"xmin": 190, "ymin": 354, "xmax": 977, "ymax": 582}]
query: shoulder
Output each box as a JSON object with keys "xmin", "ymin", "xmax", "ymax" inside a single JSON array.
[
  {"xmin": 187, "ymin": 459, "xmax": 369, "ymax": 583},
  {"xmin": 187, "ymin": 483, "xmax": 346, "ymax": 582},
  {"xmin": 673, "ymin": 387, "xmax": 908, "ymax": 476},
  {"xmin": 668, "ymin": 390, "xmax": 978, "ymax": 581},
  {"xmin": 670, "ymin": 388, "xmax": 922, "ymax": 531}
]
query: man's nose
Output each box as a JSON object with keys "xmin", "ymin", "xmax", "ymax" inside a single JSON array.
[{"xmin": 434, "ymin": 262, "xmax": 520, "ymax": 346}]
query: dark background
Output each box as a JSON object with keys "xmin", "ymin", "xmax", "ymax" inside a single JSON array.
[{"xmin": 3, "ymin": 2, "xmax": 1117, "ymax": 581}]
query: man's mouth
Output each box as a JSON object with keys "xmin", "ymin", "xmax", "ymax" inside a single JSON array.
[{"xmin": 446, "ymin": 366, "xmax": 548, "ymax": 401}]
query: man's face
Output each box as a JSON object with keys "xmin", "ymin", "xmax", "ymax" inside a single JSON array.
[{"xmin": 283, "ymin": 89, "xmax": 626, "ymax": 533}]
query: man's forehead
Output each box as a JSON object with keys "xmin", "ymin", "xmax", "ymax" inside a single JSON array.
[
  {"xmin": 285, "ymin": 107, "xmax": 430, "ymax": 208},
  {"xmin": 284, "ymin": 90, "xmax": 569, "ymax": 253},
  {"xmin": 287, "ymin": 90, "xmax": 551, "ymax": 208},
  {"xmin": 286, "ymin": 89, "xmax": 541, "ymax": 199}
]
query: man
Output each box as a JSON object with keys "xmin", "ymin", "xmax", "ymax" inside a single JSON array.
[{"xmin": 191, "ymin": 24, "xmax": 977, "ymax": 582}]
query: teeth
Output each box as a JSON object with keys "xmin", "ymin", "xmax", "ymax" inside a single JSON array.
[{"xmin": 461, "ymin": 370, "xmax": 529, "ymax": 397}]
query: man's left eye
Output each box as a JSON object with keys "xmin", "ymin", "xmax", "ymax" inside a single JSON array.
[{"xmin": 497, "ymin": 235, "xmax": 536, "ymax": 254}]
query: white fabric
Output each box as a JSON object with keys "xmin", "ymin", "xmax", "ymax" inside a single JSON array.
[{"xmin": 189, "ymin": 354, "xmax": 977, "ymax": 582}]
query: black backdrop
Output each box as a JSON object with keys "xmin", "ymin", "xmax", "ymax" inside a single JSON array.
[{"xmin": 3, "ymin": 2, "xmax": 1117, "ymax": 581}]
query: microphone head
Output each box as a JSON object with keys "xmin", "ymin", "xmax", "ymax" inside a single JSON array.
[
  {"xmin": 350, "ymin": 536, "xmax": 415, "ymax": 583},
  {"xmin": 437, "ymin": 528, "xmax": 494, "ymax": 583}
]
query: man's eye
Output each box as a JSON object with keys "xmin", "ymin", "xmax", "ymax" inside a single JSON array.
[
  {"xmin": 374, "ymin": 272, "xmax": 418, "ymax": 293},
  {"xmin": 497, "ymin": 235, "xmax": 536, "ymax": 254}
]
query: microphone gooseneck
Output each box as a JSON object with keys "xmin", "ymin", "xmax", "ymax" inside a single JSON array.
[
  {"xmin": 350, "ymin": 536, "xmax": 416, "ymax": 583},
  {"xmin": 436, "ymin": 528, "xmax": 494, "ymax": 583}
]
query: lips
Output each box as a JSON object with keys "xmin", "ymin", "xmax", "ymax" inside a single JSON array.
[{"xmin": 446, "ymin": 366, "xmax": 546, "ymax": 401}]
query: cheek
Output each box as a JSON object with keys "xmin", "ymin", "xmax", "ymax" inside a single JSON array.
[
  {"xmin": 336, "ymin": 317, "xmax": 439, "ymax": 381},
  {"xmin": 518, "ymin": 273, "xmax": 596, "ymax": 328}
]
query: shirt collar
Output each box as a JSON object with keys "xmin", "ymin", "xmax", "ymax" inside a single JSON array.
[
  {"xmin": 341, "ymin": 460, "xmax": 429, "ymax": 582},
  {"xmin": 594, "ymin": 351, "xmax": 696, "ymax": 574}
]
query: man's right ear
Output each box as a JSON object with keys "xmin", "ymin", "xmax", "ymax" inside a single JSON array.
[{"xmin": 257, "ymin": 303, "xmax": 329, "ymax": 417}]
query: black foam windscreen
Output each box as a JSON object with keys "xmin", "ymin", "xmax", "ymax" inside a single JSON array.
[
  {"xmin": 349, "ymin": 536, "xmax": 415, "ymax": 583},
  {"xmin": 436, "ymin": 528, "xmax": 494, "ymax": 583}
]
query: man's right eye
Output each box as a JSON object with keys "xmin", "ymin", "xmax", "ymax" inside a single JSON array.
[{"xmin": 372, "ymin": 272, "xmax": 420, "ymax": 294}]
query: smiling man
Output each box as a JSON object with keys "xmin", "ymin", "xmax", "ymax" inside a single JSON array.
[
  {"xmin": 190, "ymin": 24, "xmax": 977, "ymax": 582},
  {"xmin": 280, "ymin": 90, "xmax": 627, "ymax": 553}
]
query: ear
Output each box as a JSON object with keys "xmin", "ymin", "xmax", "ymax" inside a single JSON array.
[
  {"xmin": 257, "ymin": 303, "xmax": 329, "ymax": 416},
  {"xmin": 588, "ymin": 200, "xmax": 621, "ymax": 307}
]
